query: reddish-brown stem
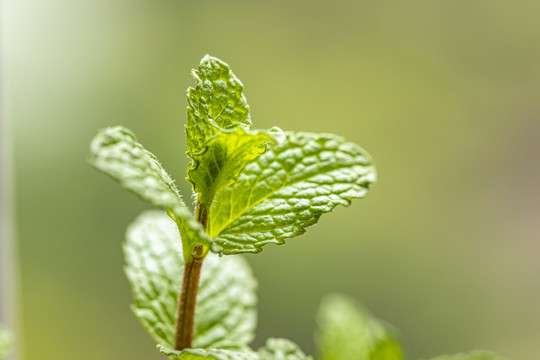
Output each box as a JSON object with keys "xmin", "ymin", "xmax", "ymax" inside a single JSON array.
[
  {"xmin": 174, "ymin": 200, "xmax": 209, "ymax": 350},
  {"xmin": 174, "ymin": 253, "xmax": 204, "ymax": 350}
]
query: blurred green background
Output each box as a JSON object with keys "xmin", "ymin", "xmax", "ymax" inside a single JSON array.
[{"xmin": 3, "ymin": 0, "xmax": 540, "ymax": 359}]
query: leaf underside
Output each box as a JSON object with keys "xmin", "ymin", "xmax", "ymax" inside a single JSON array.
[
  {"xmin": 159, "ymin": 338, "xmax": 313, "ymax": 360},
  {"xmin": 209, "ymin": 131, "xmax": 376, "ymax": 254},
  {"xmin": 89, "ymin": 126, "xmax": 184, "ymax": 212},
  {"xmin": 124, "ymin": 210, "xmax": 257, "ymax": 349},
  {"xmin": 88, "ymin": 126, "xmax": 212, "ymax": 258}
]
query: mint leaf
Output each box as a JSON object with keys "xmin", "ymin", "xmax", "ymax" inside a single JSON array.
[
  {"xmin": 208, "ymin": 131, "xmax": 376, "ymax": 254},
  {"xmin": 124, "ymin": 210, "xmax": 257, "ymax": 349},
  {"xmin": 185, "ymin": 56, "xmax": 269, "ymax": 208},
  {"xmin": 89, "ymin": 126, "xmax": 184, "ymax": 211},
  {"xmin": 88, "ymin": 126, "xmax": 211, "ymax": 260},
  {"xmin": 258, "ymin": 338, "xmax": 313, "ymax": 360},
  {"xmin": 158, "ymin": 338, "xmax": 312, "ymax": 360},
  {"xmin": 186, "ymin": 55, "xmax": 251, "ymax": 158},
  {"xmin": 427, "ymin": 351, "xmax": 509, "ymax": 360},
  {"xmin": 188, "ymin": 127, "xmax": 273, "ymax": 207},
  {"xmin": 316, "ymin": 294, "xmax": 403, "ymax": 360},
  {"xmin": 158, "ymin": 345, "xmax": 258, "ymax": 360},
  {"xmin": 0, "ymin": 324, "xmax": 12, "ymax": 359}
]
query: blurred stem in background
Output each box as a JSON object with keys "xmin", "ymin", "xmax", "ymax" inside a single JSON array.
[{"xmin": 1, "ymin": 1, "xmax": 22, "ymax": 358}]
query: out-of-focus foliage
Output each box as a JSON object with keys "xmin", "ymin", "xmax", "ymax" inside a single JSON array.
[
  {"xmin": 124, "ymin": 211, "xmax": 257, "ymax": 349},
  {"xmin": 0, "ymin": 324, "xmax": 12, "ymax": 359},
  {"xmin": 426, "ymin": 351, "xmax": 508, "ymax": 360},
  {"xmin": 316, "ymin": 295, "xmax": 403, "ymax": 360}
]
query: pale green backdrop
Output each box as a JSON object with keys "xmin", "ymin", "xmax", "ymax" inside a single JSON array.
[{"xmin": 3, "ymin": 1, "xmax": 540, "ymax": 359}]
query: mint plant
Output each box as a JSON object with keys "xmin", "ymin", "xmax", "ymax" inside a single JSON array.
[{"xmin": 89, "ymin": 55, "xmax": 507, "ymax": 360}]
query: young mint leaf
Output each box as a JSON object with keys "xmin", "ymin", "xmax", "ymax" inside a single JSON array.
[
  {"xmin": 0, "ymin": 324, "xmax": 13, "ymax": 359},
  {"xmin": 426, "ymin": 351, "xmax": 508, "ymax": 360},
  {"xmin": 188, "ymin": 127, "xmax": 273, "ymax": 208},
  {"xmin": 186, "ymin": 55, "xmax": 251, "ymax": 158},
  {"xmin": 208, "ymin": 131, "xmax": 376, "ymax": 254},
  {"xmin": 316, "ymin": 294, "xmax": 403, "ymax": 360},
  {"xmin": 158, "ymin": 338, "xmax": 312, "ymax": 360},
  {"xmin": 185, "ymin": 56, "xmax": 268, "ymax": 208},
  {"xmin": 88, "ymin": 126, "xmax": 211, "ymax": 260},
  {"xmin": 124, "ymin": 210, "xmax": 257, "ymax": 349}
]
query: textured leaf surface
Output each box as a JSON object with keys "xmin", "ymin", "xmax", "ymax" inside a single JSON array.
[
  {"xmin": 427, "ymin": 351, "xmax": 508, "ymax": 360},
  {"xmin": 258, "ymin": 338, "xmax": 313, "ymax": 360},
  {"xmin": 159, "ymin": 345, "xmax": 258, "ymax": 360},
  {"xmin": 89, "ymin": 126, "xmax": 184, "ymax": 211},
  {"xmin": 88, "ymin": 126, "xmax": 211, "ymax": 259},
  {"xmin": 0, "ymin": 324, "xmax": 12, "ymax": 359},
  {"xmin": 188, "ymin": 127, "xmax": 273, "ymax": 207},
  {"xmin": 124, "ymin": 210, "xmax": 257, "ymax": 349},
  {"xmin": 186, "ymin": 55, "xmax": 251, "ymax": 158},
  {"xmin": 159, "ymin": 338, "xmax": 312, "ymax": 360},
  {"xmin": 316, "ymin": 294, "xmax": 403, "ymax": 360},
  {"xmin": 208, "ymin": 131, "xmax": 376, "ymax": 254}
]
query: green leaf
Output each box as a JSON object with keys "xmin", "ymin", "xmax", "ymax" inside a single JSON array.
[
  {"xmin": 158, "ymin": 345, "xmax": 258, "ymax": 360},
  {"xmin": 208, "ymin": 131, "xmax": 376, "ymax": 254},
  {"xmin": 188, "ymin": 127, "xmax": 273, "ymax": 207},
  {"xmin": 0, "ymin": 324, "xmax": 13, "ymax": 359},
  {"xmin": 186, "ymin": 55, "xmax": 251, "ymax": 158},
  {"xmin": 185, "ymin": 56, "xmax": 269, "ymax": 208},
  {"xmin": 88, "ymin": 126, "xmax": 211, "ymax": 260},
  {"xmin": 258, "ymin": 338, "xmax": 313, "ymax": 360},
  {"xmin": 426, "ymin": 351, "xmax": 509, "ymax": 360},
  {"xmin": 316, "ymin": 294, "xmax": 403, "ymax": 360},
  {"xmin": 158, "ymin": 338, "xmax": 312, "ymax": 360},
  {"xmin": 89, "ymin": 126, "xmax": 184, "ymax": 211},
  {"xmin": 124, "ymin": 210, "xmax": 257, "ymax": 349}
]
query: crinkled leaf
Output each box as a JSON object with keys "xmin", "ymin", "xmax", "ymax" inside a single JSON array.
[
  {"xmin": 158, "ymin": 345, "xmax": 258, "ymax": 360},
  {"xmin": 88, "ymin": 126, "xmax": 211, "ymax": 260},
  {"xmin": 124, "ymin": 210, "xmax": 257, "ymax": 349},
  {"xmin": 185, "ymin": 56, "xmax": 266, "ymax": 206},
  {"xmin": 188, "ymin": 127, "xmax": 273, "ymax": 207},
  {"xmin": 427, "ymin": 351, "xmax": 508, "ymax": 360},
  {"xmin": 258, "ymin": 338, "xmax": 313, "ymax": 360},
  {"xmin": 89, "ymin": 126, "xmax": 184, "ymax": 211},
  {"xmin": 208, "ymin": 131, "xmax": 376, "ymax": 254},
  {"xmin": 0, "ymin": 324, "xmax": 12, "ymax": 359},
  {"xmin": 159, "ymin": 338, "xmax": 312, "ymax": 360},
  {"xmin": 186, "ymin": 55, "xmax": 251, "ymax": 158},
  {"xmin": 316, "ymin": 294, "xmax": 403, "ymax": 360}
]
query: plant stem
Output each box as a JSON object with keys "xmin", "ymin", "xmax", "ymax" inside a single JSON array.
[
  {"xmin": 174, "ymin": 200, "xmax": 209, "ymax": 351},
  {"xmin": 174, "ymin": 252, "xmax": 203, "ymax": 350}
]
